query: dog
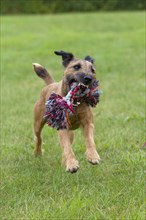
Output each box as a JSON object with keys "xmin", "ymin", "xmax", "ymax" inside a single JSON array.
[{"xmin": 33, "ymin": 51, "xmax": 101, "ymax": 173}]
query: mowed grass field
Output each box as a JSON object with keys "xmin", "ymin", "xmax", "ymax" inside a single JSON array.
[{"xmin": 1, "ymin": 12, "xmax": 145, "ymax": 220}]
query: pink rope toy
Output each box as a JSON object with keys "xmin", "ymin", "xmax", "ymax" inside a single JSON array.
[{"xmin": 44, "ymin": 80, "xmax": 102, "ymax": 130}]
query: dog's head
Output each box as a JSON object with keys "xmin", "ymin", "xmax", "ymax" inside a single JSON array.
[{"xmin": 54, "ymin": 50, "xmax": 96, "ymax": 95}]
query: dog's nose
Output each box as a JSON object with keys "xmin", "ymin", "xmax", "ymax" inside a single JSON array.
[{"xmin": 84, "ymin": 76, "xmax": 92, "ymax": 85}]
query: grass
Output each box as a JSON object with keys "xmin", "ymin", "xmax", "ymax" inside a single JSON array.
[{"xmin": 1, "ymin": 12, "xmax": 145, "ymax": 220}]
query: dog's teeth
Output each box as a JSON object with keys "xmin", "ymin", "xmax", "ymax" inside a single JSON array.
[{"xmin": 79, "ymin": 83, "xmax": 88, "ymax": 88}]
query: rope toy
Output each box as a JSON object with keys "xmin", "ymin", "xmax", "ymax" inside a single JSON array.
[{"xmin": 44, "ymin": 80, "xmax": 102, "ymax": 130}]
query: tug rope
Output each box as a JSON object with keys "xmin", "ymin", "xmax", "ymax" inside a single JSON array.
[{"xmin": 44, "ymin": 80, "xmax": 102, "ymax": 130}]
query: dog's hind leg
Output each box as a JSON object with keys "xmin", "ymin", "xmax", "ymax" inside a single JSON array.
[
  {"xmin": 34, "ymin": 101, "xmax": 45, "ymax": 156},
  {"xmin": 58, "ymin": 130, "xmax": 79, "ymax": 173}
]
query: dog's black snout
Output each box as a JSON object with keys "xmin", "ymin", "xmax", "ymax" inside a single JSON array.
[{"xmin": 84, "ymin": 76, "xmax": 92, "ymax": 85}]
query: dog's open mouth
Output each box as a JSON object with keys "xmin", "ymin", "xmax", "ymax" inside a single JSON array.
[
  {"xmin": 69, "ymin": 79, "xmax": 89, "ymax": 89},
  {"xmin": 66, "ymin": 77, "xmax": 101, "ymax": 108}
]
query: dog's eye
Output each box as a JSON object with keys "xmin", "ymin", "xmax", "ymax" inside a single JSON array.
[
  {"xmin": 73, "ymin": 64, "xmax": 81, "ymax": 70},
  {"xmin": 91, "ymin": 67, "xmax": 95, "ymax": 73}
]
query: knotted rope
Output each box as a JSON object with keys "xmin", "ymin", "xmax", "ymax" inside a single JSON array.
[{"xmin": 44, "ymin": 80, "xmax": 102, "ymax": 130}]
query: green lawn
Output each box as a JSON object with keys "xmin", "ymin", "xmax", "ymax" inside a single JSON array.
[{"xmin": 1, "ymin": 12, "xmax": 145, "ymax": 220}]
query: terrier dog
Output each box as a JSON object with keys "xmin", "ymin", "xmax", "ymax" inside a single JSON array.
[{"xmin": 33, "ymin": 51, "xmax": 101, "ymax": 173}]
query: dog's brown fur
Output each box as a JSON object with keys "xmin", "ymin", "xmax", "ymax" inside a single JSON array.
[{"xmin": 33, "ymin": 51, "xmax": 100, "ymax": 173}]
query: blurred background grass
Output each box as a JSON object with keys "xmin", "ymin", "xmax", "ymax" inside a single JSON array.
[{"xmin": 1, "ymin": 0, "xmax": 145, "ymax": 14}]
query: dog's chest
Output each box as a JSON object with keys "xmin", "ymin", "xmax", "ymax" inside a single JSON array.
[
  {"xmin": 68, "ymin": 104, "xmax": 89, "ymax": 130},
  {"xmin": 68, "ymin": 112, "xmax": 80, "ymax": 130}
]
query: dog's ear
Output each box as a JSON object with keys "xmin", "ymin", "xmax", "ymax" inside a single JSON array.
[
  {"xmin": 85, "ymin": 56, "xmax": 94, "ymax": 64},
  {"xmin": 54, "ymin": 50, "xmax": 74, "ymax": 67}
]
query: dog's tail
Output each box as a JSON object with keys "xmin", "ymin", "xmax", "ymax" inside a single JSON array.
[{"xmin": 33, "ymin": 63, "xmax": 54, "ymax": 85}]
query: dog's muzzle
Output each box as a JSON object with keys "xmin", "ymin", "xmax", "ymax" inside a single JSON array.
[
  {"xmin": 68, "ymin": 73, "xmax": 94, "ymax": 89},
  {"xmin": 83, "ymin": 75, "xmax": 93, "ymax": 85}
]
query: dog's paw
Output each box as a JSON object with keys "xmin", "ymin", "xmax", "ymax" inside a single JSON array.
[
  {"xmin": 86, "ymin": 149, "xmax": 100, "ymax": 165},
  {"xmin": 66, "ymin": 159, "xmax": 79, "ymax": 173}
]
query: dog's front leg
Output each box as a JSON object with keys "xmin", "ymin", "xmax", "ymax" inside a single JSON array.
[
  {"xmin": 58, "ymin": 130, "xmax": 79, "ymax": 173},
  {"xmin": 83, "ymin": 122, "xmax": 100, "ymax": 164}
]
